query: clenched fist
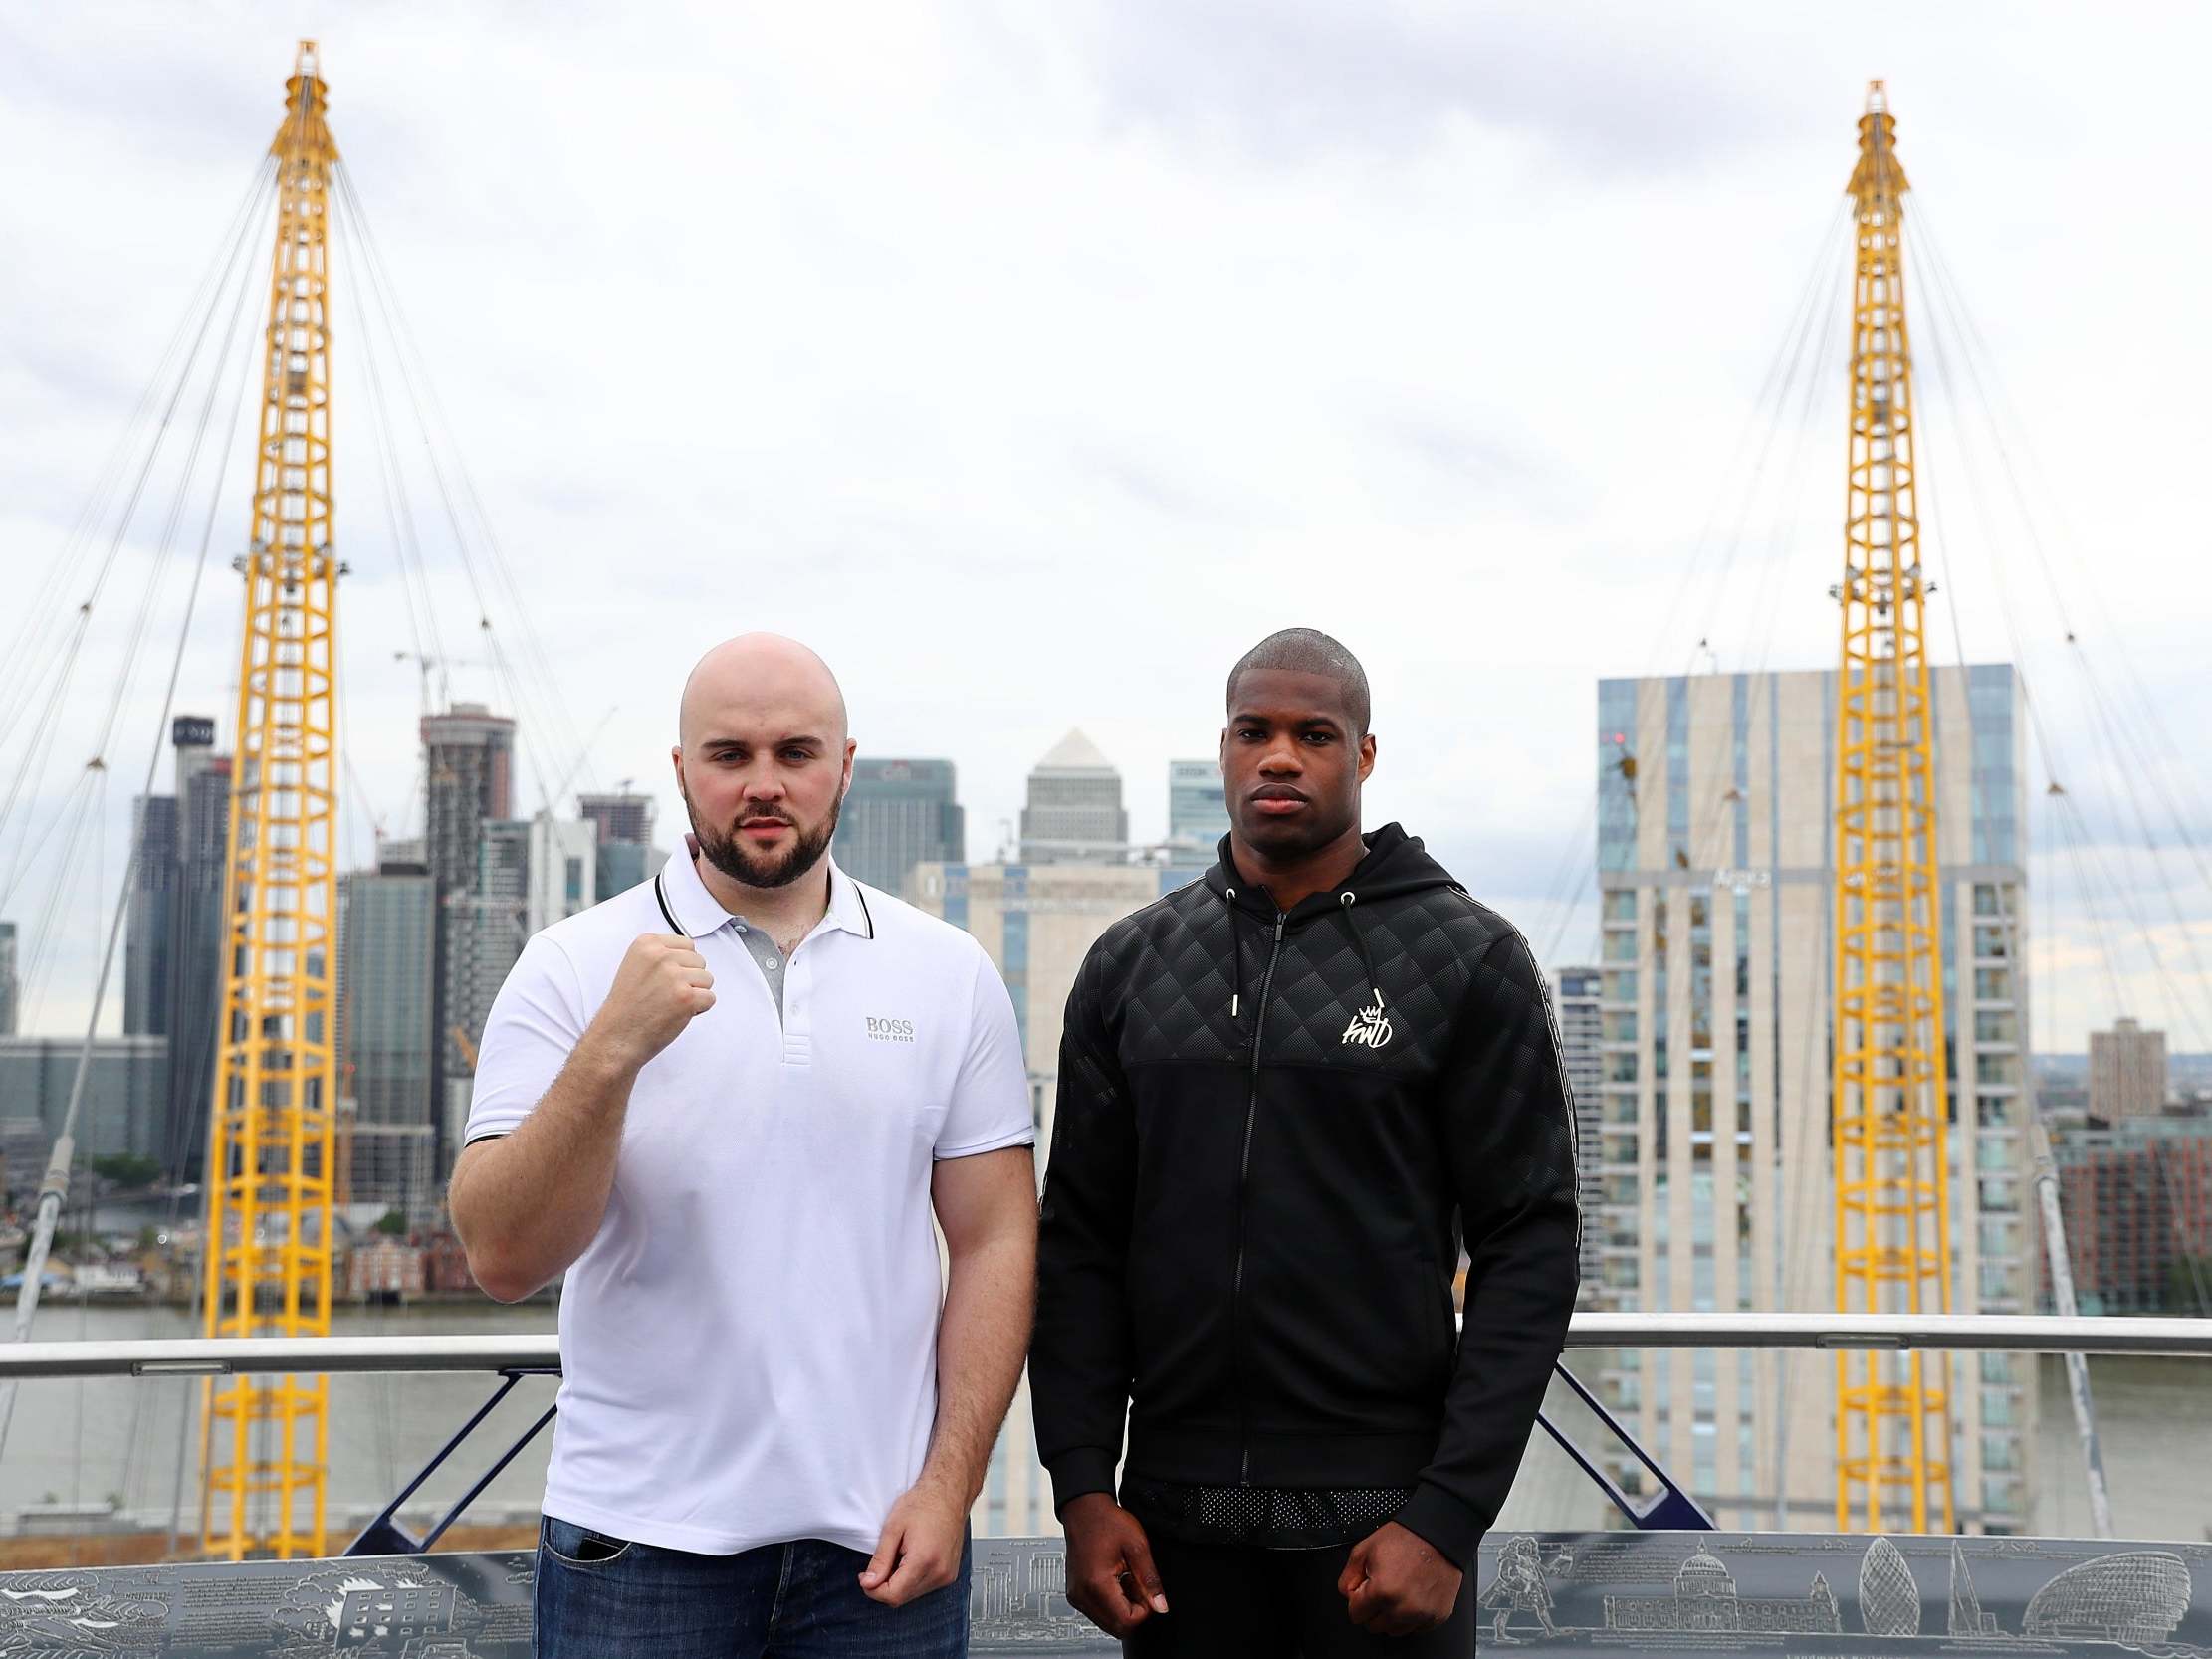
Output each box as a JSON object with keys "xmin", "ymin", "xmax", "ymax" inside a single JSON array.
[{"xmin": 586, "ymin": 933, "xmax": 715, "ymax": 1071}]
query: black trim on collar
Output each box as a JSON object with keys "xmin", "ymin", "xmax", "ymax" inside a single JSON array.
[
  {"xmin": 852, "ymin": 880, "xmax": 876, "ymax": 940},
  {"xmin": 652, "ymin": 872, "xmax": 687, "ymax": 936}
]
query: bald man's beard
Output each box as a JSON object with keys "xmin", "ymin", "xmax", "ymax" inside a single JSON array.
[{"xmin": 685, "ymin": 788, "xmax": 843, "ymax": 891}]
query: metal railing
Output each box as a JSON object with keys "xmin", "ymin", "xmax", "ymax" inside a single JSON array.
[
  {"xmin": 4, "ymin": 1314, "xmax": 2203, "ymax": 1553},
  {"xmin": 2, "ymin": 1314, "xmax": 2205, "ymax": 1382}
]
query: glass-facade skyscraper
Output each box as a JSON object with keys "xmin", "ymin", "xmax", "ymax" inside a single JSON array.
[
  {"xmin": 1166, "ymin": 759, "xmax": 1227, "ymax": 855},
  {"xmin": 338, "ymin": 856, "xmax": 436, "ymax": 1216},
  {"xmin": 1018, "ymin": 731, "xmax": 1125, "ymax": 865},
  {"xmin": 839, "ymin": 759, "xmax": 964, "ymax": 899},
  {"xmin": 1591, "ymin": 663, "xmax": 2033, "ymax": 1532},
  {"xmin": 1550, "ymin": 964, "xmax": 1604, "ymax": 1300}
]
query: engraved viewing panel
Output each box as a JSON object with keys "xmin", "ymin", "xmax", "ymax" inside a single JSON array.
[{"xmin": 0, "ymin": 1531, "xmax": 2204, "ymax": 1655}]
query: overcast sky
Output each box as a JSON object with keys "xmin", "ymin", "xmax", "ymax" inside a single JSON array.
[{"xmin": 3, "ymin": 1, "xmax": 2209, "ymax": 1051}]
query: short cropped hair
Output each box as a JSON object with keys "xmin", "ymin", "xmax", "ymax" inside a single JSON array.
[{"xmin": 1225, "ymin": 628, "xmax": 1371, "ymax": 736}]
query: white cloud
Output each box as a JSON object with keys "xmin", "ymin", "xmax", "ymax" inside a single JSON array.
[{"xmin": 0, "ymin": 0, "xmax": 2207, "ymax": 1051}]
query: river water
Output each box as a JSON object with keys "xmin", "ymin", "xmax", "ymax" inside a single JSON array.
[{"xmin": 1, "ymin": 1305, "xmax": 2205, "ymax": 1547}]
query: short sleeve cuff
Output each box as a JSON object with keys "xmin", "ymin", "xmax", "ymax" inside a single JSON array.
[{"xmin": 933, "ymin": 1126, "xmax": 1036, "ymax": 1161}]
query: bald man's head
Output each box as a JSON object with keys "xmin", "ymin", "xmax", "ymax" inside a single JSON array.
[
  {"xmin": 672, "ymin": 633, "xmax": 855, "ymax": 892},
  {"xmin": 678, "ymin": 633, "xmax": 848, "ymax": 753}
]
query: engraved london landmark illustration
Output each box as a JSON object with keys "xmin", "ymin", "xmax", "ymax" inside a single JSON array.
[
  {"xmin": 0, "ymin": 1535, "xmax": 2204, "ymax": 1656},
  {"xmin": 1473, "ymin": 1531, "xmax": 2207, "ymax": 1656}
]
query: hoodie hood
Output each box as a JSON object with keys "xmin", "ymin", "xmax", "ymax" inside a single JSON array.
[
  {"xmin": 1203, "ymin": 821, "xmax": 1460, "ymax": 919},
  {"xmin": 1203, "ymin": 822, "xmax": 1463, "ymax": 1023}
]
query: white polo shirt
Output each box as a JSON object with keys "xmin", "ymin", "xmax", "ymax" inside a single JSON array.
[{"xmin": 463, "ymin": 849, "xmax": 1032, "ymax": 1557}]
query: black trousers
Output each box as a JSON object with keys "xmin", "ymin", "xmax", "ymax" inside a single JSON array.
[{"xmin": 1121, "ymin": 1533, "xmax": 1474, "ymax": 1658}]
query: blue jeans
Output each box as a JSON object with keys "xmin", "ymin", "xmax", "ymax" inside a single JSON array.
[{"xmin": 534, "ymin": 1515, "xmax": 972, "ymax": 1658}]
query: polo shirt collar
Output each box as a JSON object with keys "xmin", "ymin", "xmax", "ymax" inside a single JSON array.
[{"xmin": 657, "ymin": 838, "xmax": 875, "ymax": 942}]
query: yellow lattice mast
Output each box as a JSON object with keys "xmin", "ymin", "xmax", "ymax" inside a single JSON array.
[
  {"xmin": 198, "ymin": 40, "xmax": 341, "ymax": 1559},
  {"xmin": 1831, "ymin": 80, "xmax": 1956, "ymax": 1535}
]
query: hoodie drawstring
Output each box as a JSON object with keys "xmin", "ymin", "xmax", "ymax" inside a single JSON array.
[
  {"xmin": 1337, "ymin": 890, "xmax": 1384, "ymax": 1011},
  {"xmin": 1225, "ymin": 887, "xmax": 1246, "ymax": 1020}
]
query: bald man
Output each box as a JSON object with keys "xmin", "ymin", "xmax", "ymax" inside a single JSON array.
[{"xmin": 451, "ymin": 633, "xmax": 1038, "ymax": 1659}]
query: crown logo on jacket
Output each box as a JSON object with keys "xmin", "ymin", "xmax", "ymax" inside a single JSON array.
[{"xmin": 1341, "ymin": 992, "xmax": 1393, "ymax": 1050}]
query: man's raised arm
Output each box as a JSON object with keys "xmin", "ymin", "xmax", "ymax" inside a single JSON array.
[{"xmin": 449, "ymin": 931, "xmax": 713, "ymax": 1302}]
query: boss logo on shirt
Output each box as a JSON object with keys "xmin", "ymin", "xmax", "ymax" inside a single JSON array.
[{"xmin": 866, "ymin": 1016, "xmax": 917, "ymax": 1044}]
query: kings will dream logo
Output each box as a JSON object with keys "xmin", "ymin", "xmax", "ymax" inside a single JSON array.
[{"xmin": 1341, "ymin": 994, "xmax": 1393, "ymax": 1050}]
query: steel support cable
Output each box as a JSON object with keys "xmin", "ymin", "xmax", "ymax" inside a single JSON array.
[
  {"xmin": 2052, "ymin": 786, "xmax": 2212, "ymax": 1052},
  {"xmin": 330, "ymin": 189, "xmax": 440, "ymax": 684},
  {"xmin": 2068, "ymin": 633, "xmax": 2212, "ymax": 899},
  {"xmin": 343, "ymin": 154, "xmax": 608, "ymax": 810},
  {"xmin": 2067, "ymin": 642, "xmax": 2212, "ymax": 1022},
  {"xmin": 325, "ymin": 172, "xmax": 501, "ymax": 650},
  {"xmin": 1649, "ymin": 197, "xmax": 1855, "ymax": 678},
  {"xmin": 1737, "ymin": 224, "xmax": 1855, "ymax": 685},
  {"xmin": 88, "ymin": 245, "xmax": 264, "ymax": 773},
  {"xmin": 1914, "ymin": 205, "xmax": 2212, "ymax": 894},
  {"xmin": 334, "ymin": 180, "xmax": 558, "ymax": 821},
  {"xmin": 13, "ymin": 776, "xmax": 100, "ymax": 1028},
  {"xmin": 0, "ymin": 158, "xmax": 280, "ymax": 750},
  {"xmin": 1914, "ymin": 229, "xmax": 2212, "ymax": 1042},
  {"xmin": 1686, "ymin": 205, "xmax": 1856, "ymax": 677},
  {"xmin": 332, "ymin": 166, "xmax": 591, "ymax": 808},
  {"xmin": 0, "ymin": 163, "xmax": 276, "ymax": 888},
  {"xmin": 0, "ymin": 200, "xmax": 263, "ymax": 966},
  {"xmin": 0, "ymin": 648, "xmax": 94, "ymax": 914},
  {"xmin": 0, "ymin": 234, "xmax": 265, "ymax": 1462},
  {"xmin": 0, "ymin": 155, "xmax": 274, "ymax": 754}
]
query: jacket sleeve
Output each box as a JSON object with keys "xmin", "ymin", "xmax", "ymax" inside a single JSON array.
[
  {"xmin": 1029, "ymin": 945, "xmax": 1139, "ymax": 1515},
  {"xmin": 1395, "ymin": 928, "xmax": 1582, "ymax": 1567}
]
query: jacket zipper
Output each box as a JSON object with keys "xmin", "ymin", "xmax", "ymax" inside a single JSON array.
[{"xmin": 1231, "ymin": 907, "xmax": 1287, "ymax": 1487}]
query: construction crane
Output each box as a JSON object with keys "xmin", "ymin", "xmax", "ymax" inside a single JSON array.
[
  {"xmin": 197, "ymin": 40, "xmax": 343, "ymax": 1559},
  {"xmin": 1830, "ymin": 81, "xmax": 1956, "ymax": 1535}
]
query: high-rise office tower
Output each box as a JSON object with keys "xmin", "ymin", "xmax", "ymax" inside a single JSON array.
[
  {"xmin": 576, "ymin": 791, "xmax": 654, "ymax": 848},
  {"xmin": 1590, "ymin": 664, "xmax": 2034, "ymax": 1532},
  {"xmin": 2089, "ymin": 1018, "xmax": 2167, "ymax": 1120},
  {"xmin": 1551, "ymin": 964, "xmax": 1604, "ymax": 1300},
  {"xmin": 528, "ymin": 814, "xmax": 598, "ymax": 934},
  {"xmin": 422, "ymin": 703, "xmax": 516, "ymax": 1174},
  {"xmin": 337, "ymin": 852, "xmax": 436, "ymax": 1216},
  {"xmin": 0, "ymin": 1034, "xmax": 169, "ymax": 1164},
  {"xmin": 0, "ymin": 921, "xmax": 18, "ymax": 1036},
  {"xmin": 443, "ymin": 816, "xmax": 531, "ymax": 1155},
  {"xmin": 120, "ymin": 717, "xmax": 229, "ymax": 1175},
  {"xmin": 1167, "ymin": 759, "xmax": 1228, "ymax": 854},
  {"xmin": 839, "ymin": 759, "xmax": 964, "ymax": 897},
  {"xmin": 578, "ymin": 790, "xmax": 658, "ymax": 901},
  {"xmin": 1018, "ymin": 730, "xmax": 1126, "ymax": 865},
  {"xmin": 123, "ymin": 795, "xmax": 181, "ymax": 1035},
  {"xmin": 162, "ymin": 717, "xmax": 229, "ymax": 1180}
]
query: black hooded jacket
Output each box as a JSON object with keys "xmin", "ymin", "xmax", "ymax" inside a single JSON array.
[{"xmin": 1030, "ymin": 824, "xmax": 1581, "ymax": 1567}]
